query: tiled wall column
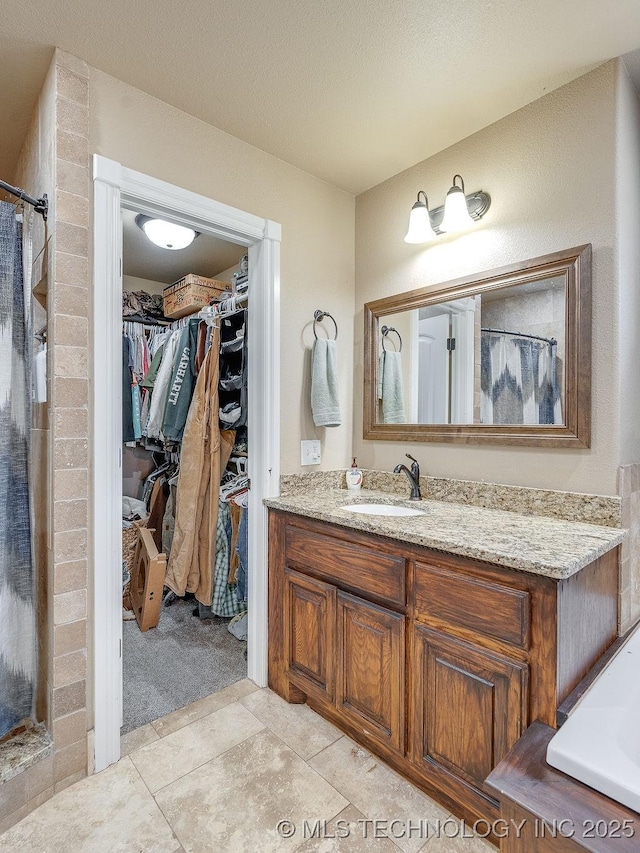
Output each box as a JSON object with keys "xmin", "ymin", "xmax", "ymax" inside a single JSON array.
[
  {"xmin": 50, "ymin": 49, "xmax": 90, "ymax": 792},
  {"xmin": 618, "ymin": 463, "xmax": 640, "ymax": 634},
  {"xmin": 1, "ymin": 49, "xmax": 91, "ymax": 832}
]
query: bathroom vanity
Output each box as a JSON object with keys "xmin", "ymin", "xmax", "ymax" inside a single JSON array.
[{"xmin": 266, "ymin": 490, "xmax": 624, "ymax": 835}]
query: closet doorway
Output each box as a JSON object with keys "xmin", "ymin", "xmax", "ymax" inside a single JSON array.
[
  {"xmin": 121, "ymin": 213, "xmax": 249, "ymax": 733},
  {"xmin": 93, "ymin": 156, "xmax": 281, "ymax": 772}
]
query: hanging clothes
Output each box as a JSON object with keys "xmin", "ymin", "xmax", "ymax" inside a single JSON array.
[
  {"xmin": 141, "ymin": 344, "xmax": 165, "ymax": 393},
  {"xmin": 194, "ymin": 319, "xmax": 208, "ymax": 374},
  {"xmin": 227, "ymin": 503, "xmax": 242, "ymax": 584},
  {"xmin": 235, "ymin": 507, "xmax": 248, "ymax": 604},
  {"xmin": 122, "ymin": 336, "xmax": 135, "ymax": 442},
  {"xmin": 163, "ymin": 318, "xmax": 200, "ymax": 443},
  {"xmin": 209, "ymin": 502, "xmax": 243, "ymax": 618},
  {"xmin": 145, "ymin": 329, "xmax": 181, "ymax": 441},
  {"xmin": 164, "ymin": 328, "xmax": 235, "ymax": 605}
]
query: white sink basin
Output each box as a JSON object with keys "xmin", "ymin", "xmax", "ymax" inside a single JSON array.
[{"xmin": 340, "ymin": 503, "xmax": 425, "ymax": 517}]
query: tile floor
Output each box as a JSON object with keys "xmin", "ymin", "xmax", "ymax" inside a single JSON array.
[{"xmin": 0, "ymin": 679, "xmax": 494, "ymax": 852}]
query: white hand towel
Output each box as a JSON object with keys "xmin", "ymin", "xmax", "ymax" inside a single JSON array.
[
  {"xmin": 311, "ymin": 338, "xmax": 341, "ymax": 427},
  {"xmin": 380, "ymin": 351, "xmax": 406, "ymax": 424}
]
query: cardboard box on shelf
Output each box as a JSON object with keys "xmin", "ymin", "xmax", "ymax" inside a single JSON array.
[{"xmin": 163, "ymin": 274, "xmax": 231, "ymax": 319}]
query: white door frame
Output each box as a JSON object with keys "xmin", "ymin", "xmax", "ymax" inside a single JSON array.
[{"xmin": 92, "ymin": 155, "xmax": 281, "ymax": 772}]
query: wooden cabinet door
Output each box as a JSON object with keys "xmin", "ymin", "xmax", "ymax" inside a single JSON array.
[
  {"xmin": 284, "ymin": 568, "xmax": 335, "ymax": 701},
  {"xmin": 411, "ymin": 625, "xmax": 528, "ymax": 793},
  {"xmin": 336, "ymin": 591, "xmax": 405, "ymax": 753}
]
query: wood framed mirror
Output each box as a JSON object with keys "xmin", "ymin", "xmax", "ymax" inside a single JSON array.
[{"xmin": 364, "ymin": 244, "xmax": 591, "ymax": 447}]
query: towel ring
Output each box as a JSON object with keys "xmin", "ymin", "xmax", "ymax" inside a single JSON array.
[
  {"xmin": 381, "ymin": 325, "xmax": 402, "ymax": 352},
  {"xmin": 313, "ymin": 309, "xmax": 338, "ymax": 340}
]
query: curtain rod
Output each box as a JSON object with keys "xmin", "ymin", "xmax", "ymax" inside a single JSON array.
[
  {"xmin": 481, "ymin": 327, "xmax": 557, "ymax": 347},
  {"xmin": 0, "ymin": 179, "xmax": 48, "ymax": 220}
]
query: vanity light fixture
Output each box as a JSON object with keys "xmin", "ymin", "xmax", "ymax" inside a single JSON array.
[
  {"xmin": 404, "ymin": 191, "xmax": 437, "ymax": 244},
  {"xmin": 441, "ymin": 175, "xmax": 474, "ymax": 233},
  {"xmin": 135, "ymin": 214, "xmax": 199, "ymax": 250},
  {"xmin": 403, "ymin": 174, "xmax": 491, "ymax": 244}
]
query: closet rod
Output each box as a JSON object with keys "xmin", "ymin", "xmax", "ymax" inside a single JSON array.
[
  {"xmin": 0, "ymin": 179, "xmax": 48, "ymax": 220},
  {"xmin": 194, "ymin": 292, "xmax": 248, "ymax": 328}
]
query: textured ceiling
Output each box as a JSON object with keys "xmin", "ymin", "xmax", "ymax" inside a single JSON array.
[
  {"xmin": 122, "ymin": 209, "xmax": 245, "ymax": 283},
  {"xmin": 2, "ymin": 1, "xmax": 640, "ymax": 194}
]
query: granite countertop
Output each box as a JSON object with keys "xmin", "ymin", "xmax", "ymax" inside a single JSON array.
[{"xmin": 264, "ymin": 488, "xmax": 625, "ymax": 580}]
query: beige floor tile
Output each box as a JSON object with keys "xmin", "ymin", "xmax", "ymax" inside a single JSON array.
[
  {"xmin": 240, "ymin": 688, "xmax": 342, "ymax": 759},
  {"xmin": 293, "ymin": 804, "xmax": 401, "ymax": 852},
  {"xmin": 0, "ymin": 757, "xmax": 178, "ymax": 853},
  {"xmin": 309, "ymin": 737, "xmax": 448, "ymax": 853},
  {"xmin": 120, "ymin": 723, "xmax": 160, "ymax": 757},
  {"xmin": 155, "ymin": 728, "xmax": 348, "ymax": 853},
  {"xmin": 130, "ymin": 701, "xmax": 264, "ymax": 793},
  {"xmin": 152, "ymin": 678, "xmax": 259, "ymax": 738}
]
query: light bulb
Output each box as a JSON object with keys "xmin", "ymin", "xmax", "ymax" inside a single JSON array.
[
  {"xmin": 404, "ymin": 194, "xmax": 435, "ymax": 244},
  {"xmin": 142, "ymin": 219, "xmax": 196, "ymax": 250},
  {"xmin": 440, "ymin": 177, "xmax": 473, "ymax": 234}
]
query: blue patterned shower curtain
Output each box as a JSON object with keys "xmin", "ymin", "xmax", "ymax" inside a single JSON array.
[
  {"xmin": 0, "ymin": 201, "xmax": 35, "ymax": 738},
  {"xmin": 480, "ymin": 332, "xmax": 562, "ymax": 426}
]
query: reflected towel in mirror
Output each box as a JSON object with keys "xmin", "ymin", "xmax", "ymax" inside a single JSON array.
[{"xmin": 378, "ymin": 351, "xmax": 406, "ymax": 424}]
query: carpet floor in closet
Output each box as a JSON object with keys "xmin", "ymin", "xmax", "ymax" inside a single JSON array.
[{"xmin": 122, "ymin": 596, "xmax": 247, "ymax": 733}]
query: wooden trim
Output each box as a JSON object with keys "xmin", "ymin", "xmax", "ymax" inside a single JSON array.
[
  {"xmin": 485, "ymin": 722, "xmax": 640, "ymax": 852},
  {"xmin": 364, "ymin": 244, "xmax": 592, "ymax": 447},
  {"xmin": 556, "ymin": 635, "xmax": 627, "ymax": 727},
  {"xmin": 556, "ymin": 548, "xmax": 618, "ymax": 704}
]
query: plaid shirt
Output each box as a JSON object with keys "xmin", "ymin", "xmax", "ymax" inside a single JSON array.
[{"xmin": 211, "ymin": 501, "xmax": 243, "ymax": 618}]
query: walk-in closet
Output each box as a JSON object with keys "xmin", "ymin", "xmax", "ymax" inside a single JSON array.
[{"xmin": 120, "ymin": 207, "xmax": 250, "ymax": 732}]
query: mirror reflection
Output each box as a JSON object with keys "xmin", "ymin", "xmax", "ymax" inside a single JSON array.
[{"xmin": 377, "ymin": 276, "xmax": 566, "ymax": 426}]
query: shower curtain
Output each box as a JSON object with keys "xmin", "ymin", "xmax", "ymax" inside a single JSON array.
[
  {"xmin": 481, "ymin": 332, "xmax": 562, "ymax": 426},
  {"xmin": 0, "ymin": 201, "xmax": 35, "ymax": 738}
]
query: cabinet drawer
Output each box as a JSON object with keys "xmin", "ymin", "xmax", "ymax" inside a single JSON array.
[
  {"xmin": 285, "ymin": 524, "xmax": 406, "ymax": 606},
  {"xmin": 414, "ymin": 561, "xmax": 530, "ymax": 649}
]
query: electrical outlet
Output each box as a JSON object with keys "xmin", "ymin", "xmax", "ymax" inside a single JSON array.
[{"xmin": 301, "ymin": 440, "xmax": 321, "ymax": 466}]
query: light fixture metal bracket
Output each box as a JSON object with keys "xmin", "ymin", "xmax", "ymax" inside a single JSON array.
[{"xmin": 428, "ymin": 189, "xmax": 491, "ymax": 234}]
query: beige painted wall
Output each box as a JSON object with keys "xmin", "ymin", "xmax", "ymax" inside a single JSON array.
[
  {"xmin": 354, "ymin": 62, "xmax": 620, "ymax": 495},
  {"xmin": 89, "ymin": 68, "xmax": 356, "ymax": 473},
  {"xmin": 122, "ymin": 274, "xmax": 165, "ymax": 297},
  {"xmin": 616, "ymin": 63, "xmax": 640, "ymax": 468},
  {"xmin": 215, "ymin": 261, "xmax": 242, "ymax": 284}
]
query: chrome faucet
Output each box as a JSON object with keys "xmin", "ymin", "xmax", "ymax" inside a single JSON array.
[{"xmin": 393, "ymin": 454, "xmax": 422, "ymax": 500}]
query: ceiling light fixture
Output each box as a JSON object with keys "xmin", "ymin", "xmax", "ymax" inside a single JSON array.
[
  {"xmin": 404, "ymin": 175, "xmax": 491, "ymax": 244},
  {"xmin": 135, "ymin": 214, "xmax": 199, "ymax": 250}
]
